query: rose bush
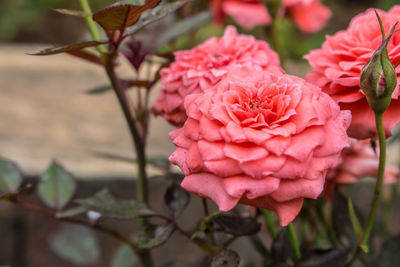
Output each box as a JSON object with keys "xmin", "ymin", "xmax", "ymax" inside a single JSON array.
[
  {"xmin": 211, "ymin": 0, "xmax": 331, "ymax": 33},
  {"xmin": 168, "ymin": 65, "xmax": 351, "ymax": 226},
  {"xmin": 152, "ymin": 26, "xmax": 282, "ymax": 126},
  {"xmin": 305, "ymin": 7, "xmax": 400, "ymax": 139}
]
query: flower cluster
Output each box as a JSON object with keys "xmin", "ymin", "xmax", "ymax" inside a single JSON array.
[
  {"xmin": 211, "ymin": 0, "xmax": 331, "ymax": 33},
  {"xmin": 305, "ymin": 7, "xmax": 400, "ymax": 139},
  {"xmin": 152, "ymin": 26, "xmax": 283, "ymax": 126}
]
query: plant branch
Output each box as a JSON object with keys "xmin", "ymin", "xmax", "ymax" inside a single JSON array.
[{"xmin": 287, "ymin": 223, "xmax": 302, "ymax": 262}]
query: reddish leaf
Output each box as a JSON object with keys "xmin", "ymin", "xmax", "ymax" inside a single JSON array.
[
  {"xmin": 67, "ymin": 50, "xmax": 104, "ymax": 66},
  {"xmin": 93, "ymin": 0, "xmax": 162, "ymax": 32},
  {"xmin": 28, "ymin": 41, "xmax": 107, "ymax": 56}
]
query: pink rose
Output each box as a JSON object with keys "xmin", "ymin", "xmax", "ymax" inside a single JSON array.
[
  {"xmin": 211, "ymin": 0, "xmax": 271, "ymax": 30},
  {"xmin": 284, "ymin": 0, "xmax": 332, "ymax": 33},
  {"xmin": 305, "ymin": 7, "xmax": 400, "ymax": 139},
  {"xmin": 169, "ymin": 66, "xmax": 351, "ymax": 226},
  {"xmin": 152, "ymin": 26, "xmax": 283, "ymax": 126},
  {"xmin": 211, "ymin": 0, "xmax": 331, "ymax": 33},
  {"xmin": 324, "ymin": 139, "xmax": 399, "ymax": 199}
]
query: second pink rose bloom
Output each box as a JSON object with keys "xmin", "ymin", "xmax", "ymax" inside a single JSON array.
[
  {"xmin": 169, "ymin": 65, "xmax": 351, "ymax": 226},
  {"xmin": 305, "ymin": 7, "xmax": 400, "ymax": 139}
]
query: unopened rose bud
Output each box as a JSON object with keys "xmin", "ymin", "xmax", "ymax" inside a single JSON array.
[{"xmin": 360, "ymin": 15, "xmax": 397, "ymax": 114}]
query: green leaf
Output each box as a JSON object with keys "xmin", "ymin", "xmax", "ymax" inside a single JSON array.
[
  {"xmin": 93, "ymin": 0, "xmax": 162, "ymax": 32},
  {"xmin": 211, "ymin": 249, "xmax": 240, "ymax": 267},
  {"xmin": 86, "ymin": 85, "xmax": 113, "ymax": 94},
  {"xmin": 294, "ymin": 249, "xmax": 349, "ymax": 267},
  {"xmin": 212, "ymin": 213, "xmax": 260, "ymax": 236},
  {"xmin": 347, "ymin": 197, "xmax": 363, "ymax": 239},
  {"xmin": 156, "ymin": 11, "xmax": 211, "ymax": 47},
  {"xmin": 53, "ymin": 9, "xmax": 89, "ymax": 17},
  {"xmin": 28, "ymin": 41, "xmax": 107, "ymax": 56},
  {"xmin": 125, "ymin": 1, "xmax": 191, "ymax": 35},
  {"xmin": 76, "ymin": 189, "xmax": 156, "ymax": 219},
  {"xmin": 0, "ymin": 158, "xmax": 23, "ymax": 193},
  {"xmin": 133, "ymin": 223, "xmax": 175, "ymax": 249},
  {"xmin": 379, "ymin": 236, "xmax": 400, "ymax": 267},
  {"xmin": 111, "ymin": 244, "xmax": 138, "ymax": 267},
  {"xmin": 50, "ymin": 225, "xmax": 100, "ymax": 266},
  {"xmin": 164, "ymin": 183, "xmax": 190, "ymax": 219},
  {"xmin": 56, "ymin": 206, "xmax": 88, "ymax": 219},
  {"xmin": 38, "ymin": 162, "xmax": 76, "ymax": 210}
]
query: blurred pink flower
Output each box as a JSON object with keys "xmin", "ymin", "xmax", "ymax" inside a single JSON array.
[
  {"xmin": 152, "ymin": 26, "xmax": 282, "ymax": 126},
  {"xmin": 305, "ymin": 7, "xmax": 400, "ymax": 139},
  {"xmin": 284, "ymin": 0, "xmax": 332, "ymax": 33},
  {"xmin": 211, "ymin": 0, "xmax": 271, "ymax": 30},
  {"xmin": 169, "ymin": 66, "xmax": 351, "ymax": 226},
  {"xmin": 211, "ymin": 0, "xmax": 331, "ymax": 33},
  {"xmin": 324, "ymin": 139, "xmax": 399, "ymax": 198}
]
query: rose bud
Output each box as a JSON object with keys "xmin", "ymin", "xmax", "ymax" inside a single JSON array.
[{"xmin": 360, "ymin": 16, "xmax": 398, "ymax": 114}]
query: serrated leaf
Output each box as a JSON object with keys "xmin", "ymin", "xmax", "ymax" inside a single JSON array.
[
  {"xmin": 211, "ymin": 249, "xmax": 240, "ymax": 267},
  {"xmin": 56, "ymin": 206, "xmax": 88, "ymax": 219},
  {"xmin": 271, "ymin": 229, "xmax": 291, "ymax": 263},
  {"xmin": 50, "ymin": 225, "xmax": 100, "ymax": 266},
  {"xmin": 164, "ymin": 183, "xmax": 190, "ymax": 219},
  {"xmin": 125, "ymin": 1, "xmax": 191, "ymax": 35},
  {"xmin": 0, "ymin": 158, "xmax": 23, "ymax": 193},
  {"xmin": 53, "ymin": 9, "xmax": 89, "ymax": 17},
  {"xmin": 294, "ymin": 249, "xmax": 349, "ymax": 267},
  {"xmin": 93, "ymin": 0, "xmax": 162, "ymax": 32},
  {"xmin": 111, "ymin": 244, "xmax": 138, "ymax": 267},
  {"xmin": 29, "ymin": 41, "xmax": 107, "ymax": 56},
  {"xmin": 156, "ymin": 11, "xmax": 211, "ymax": 47},
  {"xmin": 133, "ymin": 223, "xmax": 175, "ymax": 249},
  {"xmin": 38, "ymin": 162, "xmax": 76, "ymax": 210},
  {"xmin": 379, "ymin": 236, "xmax": 400, "ymax": 267},
  {"xmin": 212, "ymin": 213, "xmax": 260, "ymax": 236},
  {"xmin": 76, "ymin": 189, "xmax": 156, "ymax": 219}
]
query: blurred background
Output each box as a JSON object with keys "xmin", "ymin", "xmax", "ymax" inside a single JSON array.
[{"xmin": 0, "ymin": 0, "xmax": 399, "ymax": 266}]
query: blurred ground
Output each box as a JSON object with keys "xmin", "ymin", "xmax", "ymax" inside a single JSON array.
[{"xmin": 0, "ymin": 44, "xmax": 176, "ymax": 179}]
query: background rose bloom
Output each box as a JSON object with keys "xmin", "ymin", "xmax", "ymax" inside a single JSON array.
[
  {"xmin": 305, "ymin": 7, "xmax": 400, "ymax": 139},
  {"xmin": 324, "ymin": 139, "xmax": 399, "ymax": 199},
  {"xmin": 169, "ymin": 66, "xmax": 351, "ymax": 226},
  {"xmin": 211, "ymin": 0, "xmax": 331, "ymax": 33},
  {"xmin": 152, "ymin": 26, "xmax": 282, "ymax": 126},
  {"xmin": 284, "ymin": 0, "xmax": 332, "ymax": 33},
  {"xmin": 211, "ymin": 0, "xmax": 271, "ymax": 30}
]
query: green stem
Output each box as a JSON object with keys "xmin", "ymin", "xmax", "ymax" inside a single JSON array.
[
  {"xmin": 266, "ymin": 0, "xmax": 286, "ymax": 70},
  {"xmin": 202, "ymin": 199, "xmax": 216, "ymax": 247},
  {"xmin": 316, "ymin": 200, "xmax": 339, "ymax": 248},
  {"xmin": 261, "ymin": 208, "xmax": 277, "ymax": 239},
  {"xmin": 346, "ymin": 112, "xmax": 386, "ymax": 267},
  {"xmin": 78, "ymin": 0, "xmax": 106, "ymax": 54},
  {"xmin": 287, "ymin": 223, "xmax": 301, "ymax": 262}
]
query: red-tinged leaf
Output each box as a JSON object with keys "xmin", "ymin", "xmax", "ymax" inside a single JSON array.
[
  {"xmin": 53, "ymin": 9, "xmax": 89, "ymax": 17},
  {"xmin": 67, "ymin": 50, "xmax": 104, "ymax": 66},
  {"xmin": 28, "ymin": 41, "xmax": 107, "ymax": 56},
  {"xmin": 93, "ymin": 0, "xmax": 162, "ymax": 32}
]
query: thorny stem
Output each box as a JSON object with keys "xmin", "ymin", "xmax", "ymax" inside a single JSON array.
[
  {"xmin": 287, "ymin": 223, "xmax": 302, "ymax": 262},
  {"xmin": 346, "ymin": 113, "xmax": 387, "ymax": 267}
]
